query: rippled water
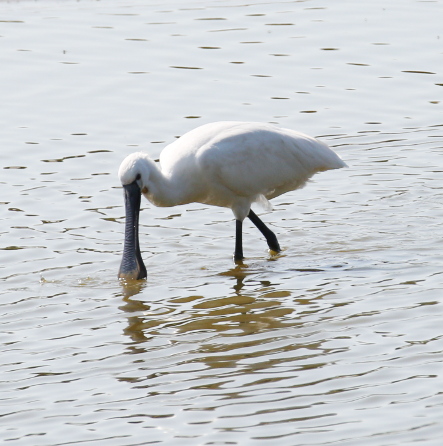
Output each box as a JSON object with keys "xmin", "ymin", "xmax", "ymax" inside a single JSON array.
[{"xmin": 1, "ymin": 0, "xmax": 443, "ymax": 445}]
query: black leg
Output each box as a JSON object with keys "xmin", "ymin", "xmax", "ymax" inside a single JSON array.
[
  {"xmin": 248, "ymin": 209, "xmax": 281, "ymax": 253},
  {"xmin": 234, "ymin": 219, "xmax": 244, "ymax": 261}
]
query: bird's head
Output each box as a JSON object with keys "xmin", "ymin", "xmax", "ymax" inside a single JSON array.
[
  {"xmin": 117, "ymin": 152, "xmax": 152, "ymax": 281},
  {"xmin": 118, "ymin": 152, "xmax": 153, "ymax": 195}
]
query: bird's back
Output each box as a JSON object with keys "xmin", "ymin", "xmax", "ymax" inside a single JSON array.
[{"xmin": 159, "ymin": 122, "xmax": 346, "ymax": 210}]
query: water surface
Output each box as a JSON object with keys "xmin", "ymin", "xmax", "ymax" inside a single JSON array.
[{"xmin": 1, "ymin": 0, "xmax": 443, "ymax": 445}]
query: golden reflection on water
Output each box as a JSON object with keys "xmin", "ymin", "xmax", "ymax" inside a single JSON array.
[
  {"xmin": 117, "ymin": 270, "xmax": 318, "ymax": 373},
  {"xmin": 116, "ymin": 269, "xmax": 342, "ymax": 391},
  {"xmin": 119, "ymin": 296, "xmax": 293, "ymax": 335}
]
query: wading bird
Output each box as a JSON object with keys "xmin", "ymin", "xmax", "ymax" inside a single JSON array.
[{"xmin": 118, "ymin": 121, "xmax": 347, "ymax": 280}]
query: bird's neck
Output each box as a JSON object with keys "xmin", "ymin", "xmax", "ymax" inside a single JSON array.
[{"xmin": 144, "ymin": 163, "xmax": 187, "ymax": 208}]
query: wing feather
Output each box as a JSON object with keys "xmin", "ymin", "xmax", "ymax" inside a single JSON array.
[{"xmin": 196, "ymin": 123, "xmax": 344, "ymax": 200}]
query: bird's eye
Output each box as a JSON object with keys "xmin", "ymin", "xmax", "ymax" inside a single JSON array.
[{"xmin": 136, "ymin": 173, "xmax": 141, "ymax": 181}]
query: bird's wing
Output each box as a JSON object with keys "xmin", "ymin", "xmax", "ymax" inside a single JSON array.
[{"xmin": 197, "ymin": 125, "xmax": 341, "ymax": 200}]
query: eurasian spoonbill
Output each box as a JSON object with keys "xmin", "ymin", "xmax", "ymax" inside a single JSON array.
[{"xmin": 118, "ymin": 121, "xmax": 347, "ymax": 280}]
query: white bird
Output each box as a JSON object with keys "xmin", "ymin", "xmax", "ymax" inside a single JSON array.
[{"xmin": 118, "ymin": 121, "xmax": 347, "ymax": 280}]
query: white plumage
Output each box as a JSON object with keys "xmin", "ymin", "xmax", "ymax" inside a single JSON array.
[{"xmin": 118, "ymin": 121, "xmax": 347, "ymax": 280}]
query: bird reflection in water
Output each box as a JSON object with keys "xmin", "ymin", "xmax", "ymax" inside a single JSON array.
[{"xmin": 117, "ymin": 268, "xmax": 295, "ymax": 364}]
